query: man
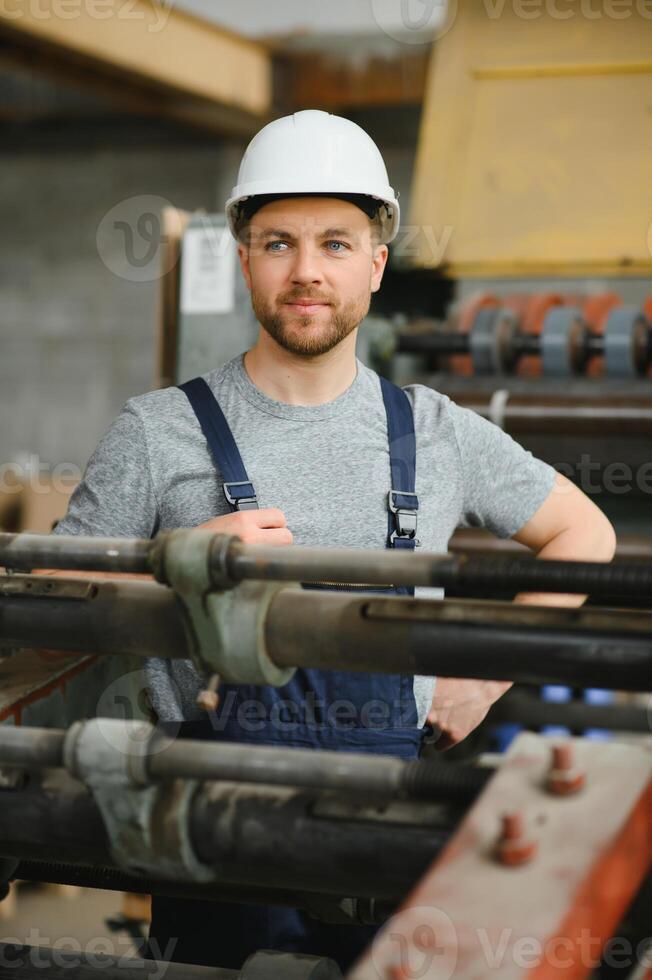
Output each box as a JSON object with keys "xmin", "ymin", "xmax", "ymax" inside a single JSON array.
[{"xmin": 52, "ymin": 110, "xmax": 615, "ymax": 969}]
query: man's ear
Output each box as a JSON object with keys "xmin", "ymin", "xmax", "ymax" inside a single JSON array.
[
  {"xmin": 371, "ymin": 243, "xmax": 389, "ymax": 294},
  {"xmin": 237, "ymin": 242, "xmax": 252, "ymax": 291}
]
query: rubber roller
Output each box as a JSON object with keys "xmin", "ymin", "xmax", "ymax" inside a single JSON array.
[
  {"xmin": 469, "ymin": 306, "xmax": 518, "ymax": 375},
  {"xmin": 540, "ymin": 307, "xmax": 585, "ymax": 377}
]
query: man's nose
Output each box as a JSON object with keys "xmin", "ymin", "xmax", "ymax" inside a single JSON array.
[{"xmin": 290, "ymin": 244, "xmax": 323, "ymax": 286}]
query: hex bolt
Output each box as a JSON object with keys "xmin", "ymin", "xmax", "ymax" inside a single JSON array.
[
  {"xmin": 387, "ymin": 966, "xmax": 408, "ymax": 980},
  {"xmin": 494, "ymin": 810, "xmax": 538, "ymax": 866},
  {"xmin": 547, "ymin": 742, "xmax": 586, "ymax": 796},
  {"xmin": 196, "ymin": 673, "xmax": 220, "ymax": 713}
]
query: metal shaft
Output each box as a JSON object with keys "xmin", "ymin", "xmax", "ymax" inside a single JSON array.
[
  {"xmin": 0, "ymin": 532, "xmax": 151, "ymax": 573},
  {"xmin": 0, "ymin": 771, "xmax": 450, "ymax": 900},
  {"xmin": 3, "ymin": 576, "xmax": 652, "ymax": 688},
  {"xmin": 266, "ymin": 590, "xmax": 652, "ymax": 690},
  {"xmin": 0, "ymin": 725, "xmax": 488, "ymax": 803},
  {"xmin": 490, "ymin": 689, "xmax": 652, "ymax": 733},
  {"xmin": 223, "ymin": 540, "xmax": 652, "ymax": 597},
  {"xmin": 5, "ymin": 530, "xmax": 652, "ymax": 597},
  {"xmin": 0, "ymin": 577, "xmax": 186, "ymax": 658}
]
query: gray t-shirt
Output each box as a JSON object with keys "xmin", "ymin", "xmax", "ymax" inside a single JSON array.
[{"xmin": 54, "ymin": 353, "xmax": 556, "ymax": 726}]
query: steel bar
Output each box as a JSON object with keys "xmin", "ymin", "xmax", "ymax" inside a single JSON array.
[
  {"xmin": 266, "ymin": 591, "xmax": 652, "ymax": 690},
  {"xmin": 0, "ymin": 770, "xmax": 112, "ymax": 867},
  {"xmin": 0, "ymin": 944, "xmax": 238, "ymax": 980},
  {"xmin": 221, "ymin": 538, "xmax": 652, "ymax": 597},
  {"xmin": 6, "ymin": 531, "xmax": 652, "ymax": 598},
  {"xmin": 0, "ymin": 775, "xmax": 450, "ymax": 901},
  {"xmin": 489, "ymin": 689, "xmax": 652, "ymax": 733},
  {"xmin": 190, "ymin": 783, "xmax": 450, "ymax": 899},
  {"xmin": 0, "ymin": 532, "xmax": 151, "ymax": 573},
  {"xmin": 3, "ymin": 576, "xmax": 652, "ymax": 688},
  {"xmin": 0, "ymin": 577, "xmax": 187, "ymax": 658},
  {"xmin": 0, "ymin": 725, "xmax": 489, "ymax": 803},
  {"xmin": 450, "ymin": 529, "xmax": 652, "ymax": 563},
  {"xmin": 147, "ymin": 739, "xmax": 489, "ymax": 802}
]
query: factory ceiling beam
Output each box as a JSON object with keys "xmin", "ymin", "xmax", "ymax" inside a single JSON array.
[
  {"xmin": 274, "ymin": 46, "xmax": 430, "ymax": 112},
  {"xmin": 0, "ymin": 2, "xmax": 272, "ymax": 137}
]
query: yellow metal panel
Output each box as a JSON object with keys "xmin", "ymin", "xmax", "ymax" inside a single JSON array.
[
  {"xmin": 410, "ymin": 1, "xmax": 652, "ymax": 276},
  {"xmin": 0, "ymin": 0, "xmax": 271, "ymax": 118}
]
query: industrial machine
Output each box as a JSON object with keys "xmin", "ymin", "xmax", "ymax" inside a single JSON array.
[{"xmin": 0, "ymin": 529, "xmax": 651, "ymax": 978}]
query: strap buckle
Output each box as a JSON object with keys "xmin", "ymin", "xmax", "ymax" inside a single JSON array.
[
  {"xmin": 388, "ymin": 489, "xmax": 419, "ymax": 543},
  {"xmin": 223, "ymin": 481, "xmax": 258, "ymax": 511}
]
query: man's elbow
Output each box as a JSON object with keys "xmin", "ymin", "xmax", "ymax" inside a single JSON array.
[{"xmin": 592, "ymin": 512, "xmax": 617, "ymax": 562}]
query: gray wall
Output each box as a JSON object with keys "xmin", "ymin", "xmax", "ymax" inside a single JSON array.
[{"xmin": 0, "ymin": 142, "xmax": 236, "ymax": 472}]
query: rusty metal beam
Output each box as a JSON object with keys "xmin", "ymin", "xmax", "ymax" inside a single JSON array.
[
  {"xmin": 275, "ymin": 45, "xmax": 429, "ymax": 112},
  {"xmin": 350, "ymin": 734, "xmax": 652, "ymax": 980}
]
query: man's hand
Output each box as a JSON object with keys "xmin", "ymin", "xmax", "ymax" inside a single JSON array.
[
  {"xmin": 198, "ymin": 507, "xmax": 293, "ymax": 546},
  {"xmin": 428, "ymin": 472, "xmax": 617, "ymax": 751},
  {"xmin": 427, "ymin": 677, "xmax": 512, "ymax": 751}
]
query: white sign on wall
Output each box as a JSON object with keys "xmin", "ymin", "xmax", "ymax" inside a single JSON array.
[{"xmin": 180, "ymin": 223, "xmax": 237, "ymax": 315}]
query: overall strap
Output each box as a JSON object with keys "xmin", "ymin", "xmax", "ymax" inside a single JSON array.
[
  {"xmin": 178, "ymin": 377, "xmax": 258, "ymax": 511},
  {"xmin": 379, "ymin": 376, "xmax": 419, "ymax": 551}
]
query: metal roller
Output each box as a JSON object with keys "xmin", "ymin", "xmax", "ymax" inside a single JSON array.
[
  {"xmin": 469, "ymin": 306, "xmax": 517, "ymax": 375},
  {"xmin": 603, "ymin": 306, "xmax": 647, "ymax": 377},
  {"xmin": 540, "ymin": 307, "xmax": 585, "ymax": 377}
]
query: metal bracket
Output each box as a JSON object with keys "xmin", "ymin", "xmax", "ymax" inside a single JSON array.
[
  {"xmin": 0, "ymin": 576, "xmax": 96, "ymax": 600},
  {"xmin": 156, "ymin": 529, "xmax": 295, "ymax": 687},
  {"xmin": 63, "ymin": 718, "xmax": 217, "ymax": 882}
]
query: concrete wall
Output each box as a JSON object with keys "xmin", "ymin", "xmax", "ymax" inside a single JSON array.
[{"xmin": 0, "ymin": 140, "xmax": 237, "ymax": 473}]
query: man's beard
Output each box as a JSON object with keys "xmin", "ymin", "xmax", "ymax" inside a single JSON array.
[{"xmin": 251, "ymin": 287, "xmax": 371, "ymax": 357}]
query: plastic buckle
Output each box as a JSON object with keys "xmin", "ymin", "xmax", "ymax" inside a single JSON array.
[
  {"xmin": 223, "ymin": 481, "xmax": 258, "ymax": 511},
  {"xmin": 388, "ymin": 489, "xmax": 418, "ymax": 543}
]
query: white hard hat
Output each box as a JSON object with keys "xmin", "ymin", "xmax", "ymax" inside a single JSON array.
[{"xmin": 225, "ymin": 109, "xmax": 400, "ymax": 244}]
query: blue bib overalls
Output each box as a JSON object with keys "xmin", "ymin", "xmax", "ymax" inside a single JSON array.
[{"xmin": 146, "ymin": 373, "xmax": 427, "ymax": 972}]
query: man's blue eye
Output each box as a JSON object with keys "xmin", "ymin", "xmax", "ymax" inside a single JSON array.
[
  {"xmin": 266, "ymin": 241, "xmax": 288, "ymax": 251},
  {"xmin": 326, "ymin": 241, "xmax": 348, "ymax": 252}
]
